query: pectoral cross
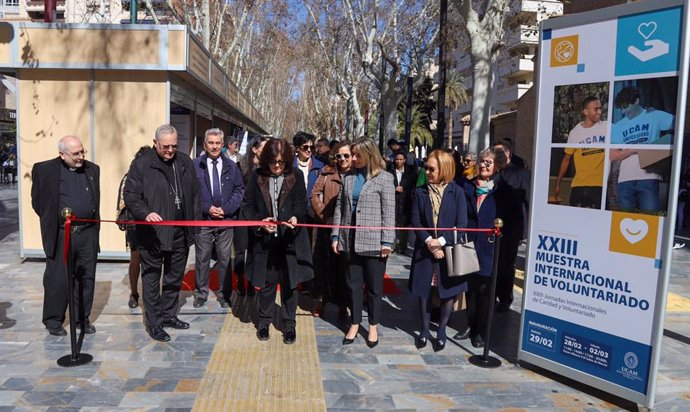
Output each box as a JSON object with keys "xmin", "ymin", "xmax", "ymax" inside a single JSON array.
[{"xmin": 174, "ymin": 196, "xmax": 182, "ymax": 210}]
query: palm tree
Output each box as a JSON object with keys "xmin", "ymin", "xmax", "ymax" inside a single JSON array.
[
  {"xmin": 444, "ymin": 70, "xmax": 469, "ymax": 148},
  {"xmin": 397, "ymin": 104, "xmax": 433, "ymax": 150}
]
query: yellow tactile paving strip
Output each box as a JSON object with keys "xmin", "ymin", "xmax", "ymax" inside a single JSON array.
[
  {"xmin": 192, "ymin": 299, "xmax": 326, "ymax": 412},
  {"xmin": 515, "ymin": 270, "xmax": 690, "ymax": 312}
]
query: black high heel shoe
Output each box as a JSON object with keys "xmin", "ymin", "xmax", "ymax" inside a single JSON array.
[
  {"xmin": 434, "ymin": 339, "xmax": 446, "ymax": 352},
  {"xmin": 415, "ymin": 336, "xmax": 428, "ymax": 349},
  {"xmin": 342, "ymin": 336, "xmax": 355, "ymax": 345},
  {"xmin": 366, "ymin": 339, "xmax": 379, "ymax": 348}
]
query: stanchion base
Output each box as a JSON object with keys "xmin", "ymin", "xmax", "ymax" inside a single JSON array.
[
  {"xmin": 57, "ymin": 353, "xmax": 93, "ymax": 367},
  {"xmin": 468, "ymin": 354, "xmax": 501, "ymax": 368}
]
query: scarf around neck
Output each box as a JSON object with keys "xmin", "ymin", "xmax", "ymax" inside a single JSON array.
[
  {"xmin": 428, "ymin": 182, "xmax": 447, "ymax": 230},
  {"xmin": 475, "ymin": 179, "xmax": 494, "ymax": 210}
]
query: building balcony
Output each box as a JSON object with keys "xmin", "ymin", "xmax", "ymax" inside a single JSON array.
[
  {"xmin": 511, "ymin": 0, "xmax": 563, "ymax": 16},
  {"xmin": 495, "ymin": 82, "xmax": 532, "ymax": 110},
  {"xmin": 506, "ymin": 24, "xmax": 539, "ymax": 50},
  {"xmin": 26, "ymin": 0, "xmax": 66, "ymax": 12},
  {"xmin": 497, "ymin": 54, "xmax": 535, "ymax": 79}
]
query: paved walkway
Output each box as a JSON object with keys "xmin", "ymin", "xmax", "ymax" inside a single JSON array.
[{"xmin": 0, "ymin": 183, "xmax": 689, "ymax": 411}]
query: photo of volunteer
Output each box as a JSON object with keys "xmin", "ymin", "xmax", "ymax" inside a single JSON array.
[
  {"xmin": 607, "ymin": 78, "xmax": 677, "ymax": 215},
  {"xmin": 551, "ymin": 81, "xmax": 609, "ymax": 144}
]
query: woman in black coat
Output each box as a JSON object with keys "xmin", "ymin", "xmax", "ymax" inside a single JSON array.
[
  {"xmin": 242, "ymin": 138, "xmax": 314, "ymax": 344},
  {"xmin": 408, "ymin": 150, "xmax": 468, "ymax": 351},
  {"xmin": 460, "ymin": 147, "xmax": 513, "ymax": 348}
]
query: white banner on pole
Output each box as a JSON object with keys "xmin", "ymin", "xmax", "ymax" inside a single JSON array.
[{"xmin": 518, "ymin": 0, "xmax": 689, "ymax": 407}]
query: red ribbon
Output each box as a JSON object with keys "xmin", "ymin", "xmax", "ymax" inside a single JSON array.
[{"xmin": 63, "ymin": 217, "xmax": 501, "ymax": 263}]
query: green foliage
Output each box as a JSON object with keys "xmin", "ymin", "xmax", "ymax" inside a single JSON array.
[
  {"xmin": 413, "ymin": 76, "xmax": 436, "ymax": 128},
  {"xmin": 397, "ymin": 105, "xmax": 433, "ymax": 149},
  {"xmin": 444, "ymin": 70, "xmax": 469, "ymax": 110}
]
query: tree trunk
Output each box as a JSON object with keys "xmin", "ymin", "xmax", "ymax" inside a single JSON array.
[
  {"xmin": 382, "ymin": 90, "xmax": 405, "ymax": 143},
  {"xmin": 468, "ymin": 44, "xmax": 495, "ymax": 155},
  {"xmin": 447, "ymin": 109, "xmax": 454, "ymax": 148}
]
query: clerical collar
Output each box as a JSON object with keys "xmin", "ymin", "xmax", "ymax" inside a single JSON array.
[{"xmin": 61, "ymin": 160, "xmax": 81, "ymax": 172}]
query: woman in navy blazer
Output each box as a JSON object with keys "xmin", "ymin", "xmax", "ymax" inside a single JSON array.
[
  {"xmin": 409, "ymin": 150, "xmax": 468, "ymax": 351},
  {"xmin": 461, "ymin": 147, "xmax": 512, "ymax": 348}
]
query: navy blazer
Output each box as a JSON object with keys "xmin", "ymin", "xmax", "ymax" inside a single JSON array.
[
  {"xmin": 194, "ymin": 154, "xmax": 245, "ymax": 220},
  {"xmin": 293, "ymin": 156, "xmax": 324, "ymax": 207},
  {"xmin": 463, "ymin": 176, "xmax": 512, "ymax": 277},
  {"xmin": 408, "ymin": 182, "xmax": 468, "ymax": 299}
]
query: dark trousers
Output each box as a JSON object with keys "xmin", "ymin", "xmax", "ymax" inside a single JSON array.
[
  {"xmin": 42, "ymin": 225, "xmax": 97, "ymax": 329},
  {"xmin": 496, "ymin": 233, "xmax": 521, "ymax": 304},
  {"xmin": 466, "ymin": 273, "xmax": 490, "ymax": 338},
  {"xmin": 194, "ymin": 226, "xmax": 233, "ymax": 300},
  {"xmin": 344, "ymin": 253, "xmax": 386, "ymax": 325},
  {"xmin": 257, "ymin": 252, "xmax": 297, "ymax": 330},
  {"xmin": 139, "ymin": 228, "xmax": 189, "ymax": 327}
]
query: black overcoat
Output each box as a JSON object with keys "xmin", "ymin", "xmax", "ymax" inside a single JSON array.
[
  {"xmin": 31, "ymin": 157, "xmax": 100, "ymax": 258},
  {"xmin": 242, "ymin": 168, "xmax": 314, "ymax": 289},
  {"xmin": 123, "ymin": 149, "xmax": 199, "ymax": 251}
]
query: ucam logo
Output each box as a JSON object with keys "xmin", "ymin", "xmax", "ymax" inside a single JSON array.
[
  {"xmin": 550, "ymin": 35, "xmax": 579, "ymax": 67},
  {"xmin": 618, "ymin": 351, "xmax": 642, "ymax": 381}
]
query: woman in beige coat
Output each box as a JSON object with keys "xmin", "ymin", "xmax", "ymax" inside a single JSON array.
[{"xmin": 310, "ymin": 141, "xmax": 352, "ymax": 317}]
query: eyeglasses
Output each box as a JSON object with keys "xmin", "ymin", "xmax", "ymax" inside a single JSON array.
[
  {"xmin": 335, "ymin": 153, "xmax": 351, "ymax": 160},
  {"xmin": 64, "ymin": 149, "xmax": 87, "ymax": 158},
  {"xmin": 269, "ymin": 160, "xmax": 285, "ymax": 166},
  {"xmin": 478, "ymin": 159, "xmax": 494, "ymax": 166},
  {"xmin": 300, "ymin": 144, "xmax": 314, "ymax": 151},
  {"xmin": 158, "ymin": 143, "xmax": 178, "ymax": 150}
]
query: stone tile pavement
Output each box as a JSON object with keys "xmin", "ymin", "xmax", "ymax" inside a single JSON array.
[{"xmin": 1, "ymin": 184, "xmax": 689, "ymax": 411}]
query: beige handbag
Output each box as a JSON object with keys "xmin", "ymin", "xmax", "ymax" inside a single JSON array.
[{"xmin": 444, "ymin": 229, "xmax": 480, "ymax": 277}]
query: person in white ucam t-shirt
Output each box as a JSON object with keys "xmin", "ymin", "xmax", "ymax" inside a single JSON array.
[{"xmin": 610, "ymin": 86, "xmax": 675, "ymax": 213}]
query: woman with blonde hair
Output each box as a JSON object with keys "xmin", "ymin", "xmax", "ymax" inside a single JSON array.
[
  {"xmin": 408, "ymin": 150, "xmax": 468, "ymax": 351},
  {"xmin": 332, "ymin": 137, "xmax": 395, "ymax": 348}
]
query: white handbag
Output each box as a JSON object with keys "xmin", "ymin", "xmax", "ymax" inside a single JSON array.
[{"xmin": 444, "ymin": 229, "xmax": 480, "ymax": 277}]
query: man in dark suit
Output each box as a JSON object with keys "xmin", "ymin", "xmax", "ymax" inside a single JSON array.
[
  {"xmin": 193, "ymin": 128, "xmax": 244, "ymax": 309},
  {"xmin": 493, "ymin": 139, "xmax": 531, "ymax": 312},
  {"xmin": 390, "ymin": 151, "xmax": 417, "ymax": 254},
  {"xmin": 31, "ymin": 135, "xmax": 100, "ymax": 336},
  {"xmin": 124, "ymin": 124, "xmax": 199, "ymax": 342}
]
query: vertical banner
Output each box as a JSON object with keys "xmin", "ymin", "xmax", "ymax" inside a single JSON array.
[{"xmin": 519, "ymin": 0, "xmax": 688, "ymax": 407}]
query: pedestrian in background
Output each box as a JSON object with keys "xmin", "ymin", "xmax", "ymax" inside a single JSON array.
[
  {"xmin": 390, "ymin": 150, "xmax": 417, "ymax": 254},
  {"xmin": 116, "ymin": 146, "xmax": 151, "ymax": 309}
]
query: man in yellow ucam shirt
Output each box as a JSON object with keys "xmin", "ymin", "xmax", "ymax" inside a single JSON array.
[{"xmin": 553, "ymin": 96, "xmax": 606, "ymax": 208}]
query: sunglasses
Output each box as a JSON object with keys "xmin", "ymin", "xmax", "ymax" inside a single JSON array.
[
  {"xmin": 300, "ymin": 144, "xmax": 314, "ymax": 151},
  {"xmin": 269, "ymin": 160, "xmax": 285, "ymax": 166},
  {"xmin": 335, "ymin": 153, "xmax": 351, "ymax": 160}
]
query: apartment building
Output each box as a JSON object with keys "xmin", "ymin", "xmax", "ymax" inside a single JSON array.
[{"xmin": 448, "ymin": 0, "xmax": 564, "ymax": 154}]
